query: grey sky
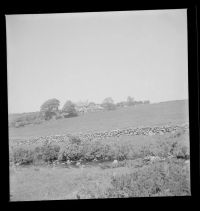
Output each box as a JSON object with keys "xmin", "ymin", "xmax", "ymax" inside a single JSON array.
[{"xmin": 6, "ymin": 9, "xmax": 188, "ymax": 113}]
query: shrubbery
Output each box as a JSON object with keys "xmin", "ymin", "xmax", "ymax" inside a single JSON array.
[
  {"xmin": 10, "ymin": 132, "xmax": 190, "ymax": 198},
  {"xmin": 78, "ymin": 159, "xmax": 190, "ymax": 198},
  {"xmin": 138, "ymin": 133, "xmax": 190, "ymax": 160},
  {"xmin": 171, "ymin": 143, "xmax": 189, "ymax": 159},
  {"xmin": 39, "ymin": 144, "xmax": 60, "ymax": 163},
  {"xmin": 10, "ymin": 144, "xmax": 60, "ymax": 165},
  {"xmin": 58, "ymin": 142, "xmax": 83, "ymax": 162},
  {"xmin": 12, "ymin": 148, "xmax": 34, "ymax": 165},
  {"xmin": 10, "ymin": 131, "xmax": 189, "ymax": 166},
  {"xmin": 10, "ymin": 138, "xmax": 132, "ymax": 165},
  {"xmin": 107, "ymin": 159, "xmax": 190, "ymax": 197}
]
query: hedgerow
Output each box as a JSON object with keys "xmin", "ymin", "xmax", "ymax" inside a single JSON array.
[{"xmin": 10, "ymin": 131, "xmax": 189, "ymax": 166}]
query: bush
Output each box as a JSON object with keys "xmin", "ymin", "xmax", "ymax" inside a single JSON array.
[
  {"xmin": 172, "ymin": 144, "xmax": 190, "ymax": 159},
  {"xmin": 39, "ymin": 144, "xmax": 60, "ymax": 163},
  {"xmin": 79, "ymin": 140, "xmax": 98, "ymax": 161},
  {"xmin": 68, "ymin": 136, "xmax": 82, "ymax": 145},
  {"xmin": 11, "ymin": 144, "xmax": 61, "ymax": 165},
  {"xmin": 12, "ymin": 148, "xmax": 34, "ymax": 165},
  {"xmin": 81, "ymin": 140, "xmax": 117, "ymax": 161},
  {"xmin": 141, "ymin": 135, "xmax": 190, "ymax": 159},
  {"xmin": 57, "ymin": 136, "xmax": 83, "ymax": 161},
  {"xmin": 58, "ymin": 141, "xmax": 83, "ymax": 162},
  {"xmin": 104, "ymin": 160, "xmax": 190, "ymax": 198},
  {"xmin": 79, "ymin": 159, "xmax": 190, "ymax": 198}
]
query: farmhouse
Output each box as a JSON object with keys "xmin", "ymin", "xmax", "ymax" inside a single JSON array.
[{"xmin": 75, "ymin": 102, "xmax": 104, "ymax": 114}]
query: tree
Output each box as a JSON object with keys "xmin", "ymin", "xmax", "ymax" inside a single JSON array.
[
  {"xmin": 40, "ymin": 98, "xmax": 60, "ymax": 120},
  {"xmin": 62, "ymin": 100, "xmax": 78, "ymax": 117},
  {"xmin": 127, "ymin": 96, "xmax": 135, "ymax": 106},
  {"xmin": 101, "ymin": 97, "xmax": 116, "ymax": 110}
]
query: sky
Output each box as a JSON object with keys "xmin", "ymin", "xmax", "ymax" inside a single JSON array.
[{"xmin": 6, "ymin": 9, "xmax": 188, "ymax": 113}]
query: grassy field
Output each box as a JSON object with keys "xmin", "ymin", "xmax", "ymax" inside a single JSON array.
[
  {"xmin": 9, "ymin": 99, "xmax": 190, "ymax": 201},
  {"xmin": 9, "ymin": 100, "xmax": 189, "ymax": 139},
  {"xmin": 10, "ymin": 164, "xmax": 132, "ymax": 201},
  {"xmin": 9, "ymin": 130, "xmax": 190, "ymax": 201}
]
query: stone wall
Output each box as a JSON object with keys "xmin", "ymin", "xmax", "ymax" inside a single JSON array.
[
  {"xmin": 10, "ymin": 123, "xmax": 189, "ymax": 147},
  {"xmin": 79, "ymin": 123, "xmax": 189, "ymax": 140}
]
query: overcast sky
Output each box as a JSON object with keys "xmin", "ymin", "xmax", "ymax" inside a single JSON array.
[{"xmin": 6, "ymin": 9, "xmax": 188, "ymax": 113}]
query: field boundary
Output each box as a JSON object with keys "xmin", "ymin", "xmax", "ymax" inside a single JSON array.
[{"xmin": 9, "ymin": 123, "xmax": 189, "ymax": 146}]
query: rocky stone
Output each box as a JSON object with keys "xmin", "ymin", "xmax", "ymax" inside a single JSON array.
[
  {"xmin": 10, "ymin": 124, "xmax": 189, "ymax": 147},
  {"xmin": 112, "ymin": 160, "xmax": 118, "ymax": 164}
]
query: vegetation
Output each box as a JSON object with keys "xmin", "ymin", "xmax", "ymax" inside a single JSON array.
[
  {"xmin": 9, "ymin": 100, "xmax": 188, "ymax": 141},
  {"xmin": 9, "ymin": 96, "xmax": 152, "ymax": 128},
  {"xmin": 9, "ymin": 112, "xmax": 43, "ymax": 128},
  {"xmin": 62, "ymin": 100, "xmax": 78, "ymax": 117},
  {"xmin": 12, "ymin": 148, "xmax": 34, "ymax": 165},
  {"xmin": 109, "ymin": 159, "xmax": 190, "ymax": 197},
  {"xmin": 101, "ymin": 97, "xmax": 116, "ymax": 110},
  {"xmin": 78, "ymin": 159, "xmax": 190, "ymax": 198},
  {"xmin": 9, "ymin": 100, "xmax": 189, "ymax": 200},
  {"xmin": 40, "ymin": 98, "xmax": 60, "ymax": 120},
  {"xmin": 9, "ymin": 130, "xmax": 189, "ymax": 166}
]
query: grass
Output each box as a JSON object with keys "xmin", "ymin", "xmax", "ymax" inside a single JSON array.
[
  {"xmin": 9, "ymin": 100, "xmax": 189, "ymax": 139},
  {"xmin": 10, "ymin": 164, "xmax": 129, "ymax": 201},
  {"xmin": 10, "ymin": 154, "xmax": 190, "ymax": 201},
  {"xmin": 9, "ymin": 99, "xmax": 190, "ymax": 200},
  {"xmin": 9, "ymin": 130, "xmax": 190, "ymax": 201}
]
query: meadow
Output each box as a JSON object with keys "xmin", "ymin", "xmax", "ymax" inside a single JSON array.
[
  {"xmin": 9, "ymin": 100, "xmax": 188, "ymax": 139},
  {"xmin": 9, "ymin": 100, "xmax": 190, "ymax": 201}
]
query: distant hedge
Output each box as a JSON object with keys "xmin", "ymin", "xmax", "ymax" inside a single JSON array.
[{"xmin": 9, "ymin": 112, "xmax": 44, "ymax": 128}]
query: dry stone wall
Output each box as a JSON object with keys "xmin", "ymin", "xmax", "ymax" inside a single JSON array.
[{"xmin": 10, "ymin": 123, "xmax": 189, "ymax": 147}]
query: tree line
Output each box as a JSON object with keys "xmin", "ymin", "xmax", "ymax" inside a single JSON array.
[{"xmin": 9, "ymin": 97, "xmax": 150, "ymax": 127}]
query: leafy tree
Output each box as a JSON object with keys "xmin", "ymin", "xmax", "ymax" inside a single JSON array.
[
  {"xmin": 40, "ymin": 98, "xmax": 60, "ymax": 120},
  {"xmin": 62, "ymin": 100, "xmax": 78, "ymax": 117},
  {"xmin": 101, "ymin": 97, "xmax": 116, "ymax": 110}
]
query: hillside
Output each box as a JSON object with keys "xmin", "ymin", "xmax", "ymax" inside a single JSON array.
[
  {"xmin": 9, "ymin": 111, "xmax": 40, "ymax": 121},
  {"xmin": 8, "ymin": 100, "xmax": 189, "ymax": 139}
]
